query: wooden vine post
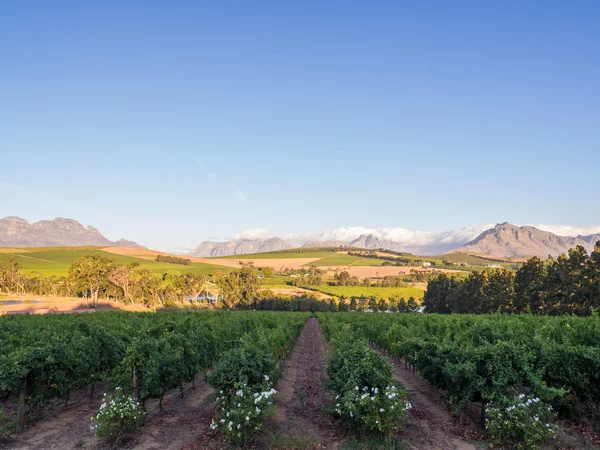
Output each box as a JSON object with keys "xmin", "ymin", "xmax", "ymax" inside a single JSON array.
[{"xmin": 16, "ymin": 378, "xmax": 27, "ymax": 433}]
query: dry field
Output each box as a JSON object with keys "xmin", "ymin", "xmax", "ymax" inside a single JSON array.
[{"xmin": 324, "ymin": 265, "xmax": 459, "ymax": 279}]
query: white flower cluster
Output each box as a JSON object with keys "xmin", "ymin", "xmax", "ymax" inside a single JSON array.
[
  {"xmin": 333, "ymin": 384, "xmax": 409, "ymax": 433},
  {"xmin": 254, "ymin": 387, "xmax": 277, "ymax": 404},
  {"xmin": 90, "ymin": 390, "xmax": 145, "ymax": 438},
  {"xmin": 485, "ymin": 394, "xmax": 557, "ymax": 447},
  {"xmin": 211, "ymin": 382, "xmax": 277, "ymax": 444}
]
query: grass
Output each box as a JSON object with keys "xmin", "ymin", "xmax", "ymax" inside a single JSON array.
[
  {"xmin": 301, "ymin": 285, "xmax": 425, "ymax": 300},
  {"xmin": 351, "ymin": 258, "xmax": 387, "ymax": 266},
  {"xmin": 260, "ymin": 275, "xmax": 295, "ymax": 285},
  {"xmin": 0, "ymin": 248, "xmax": 230, "ymax": 278},
  {"xmin": 305, "ymin": 254, "xmax": 364, "ymax": 266}
]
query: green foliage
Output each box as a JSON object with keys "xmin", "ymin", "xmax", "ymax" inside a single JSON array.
[
  {"xmin": 0, "ymin": 404, "xmax": 15, "ymax": 439},
  {"xmin": 206, "ymin": 332, "xmax": 280, "ymax": 392},
  {"xmin": 155, "ymin": 254, "xmax": 191, "ymax": 265},
  {"xmin": 326, "ymin": 313, "xmax": 600, "ymax": 424},
  {"xmin": 211, "ymin": 381, "xmax": 276, "ymax": 445},
  {"xmin": 0, "ymin": 311, "xmax": 308, "ymax": 427},
  {"xmin": 319, "ymin": 316, "xmax": 410, "ymax": 436},
  {"xmin": 425, "ymin": 245, "xmax": 600, "ymax": 316},
  {"xmin": 91, "ymin": 390, "xmax": 146, "ymax": 442},
  {"xmin": 205, "ymin": 313, "xmax": 307, "ymax": 445},
  {"xmin": 486, "ymin": 394, "xmax": 557, "ymax": 449},
  {"xmin": 302, "ymin": 285, "xmax": 424, "ymax": 301}
]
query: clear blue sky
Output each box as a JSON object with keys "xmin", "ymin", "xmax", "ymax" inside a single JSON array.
[{"xmin": 1, "ymin": 1, "xmax": 599, "ymax": 250}]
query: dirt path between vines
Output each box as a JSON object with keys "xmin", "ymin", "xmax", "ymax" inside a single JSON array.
[
  {"xmin": 382, "ymin": 354, "xmax": 481, "ymax": 450},
  {"xmin": 258, "ymin": 316, "xmax": 344, "ymax": 449},
  {"xmin": 4, "ymin": 375, "xmax": 215, "ymax": 450}
]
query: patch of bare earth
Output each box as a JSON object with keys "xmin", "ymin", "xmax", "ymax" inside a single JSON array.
[
  {"xmin": 258, "ymin": 317, "xmax": 344, "ymax": 449},
  {"xmin": 324, "ymin": 266, "xmax": 459, "ymax": 279},
  {"xmin": 3, "ymin": 376, "xmax": 215, "ymax": 450},
  {"xmin": 375, "ymin": 351, "xmax": 480, "ymax": 450},
  {"xmin": 199, "ymin": 258, "xmax": 323, "ymax": 270}
]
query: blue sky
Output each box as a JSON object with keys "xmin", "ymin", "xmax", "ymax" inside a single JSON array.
[{"xmin": 1, "ymin": 1, "xmax": 599, "ymax": 251}]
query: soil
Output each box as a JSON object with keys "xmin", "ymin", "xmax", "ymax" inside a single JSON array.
[
  {"xmin": 381, "ymin": 354, "xmax": 482, "ymax": 450},
  {"xmin": 324, "ymin": 266, "xmax": 459, "ymax": 279},
  {"xmin": 258, "ymin": 317, "xmax": 344, "ymax": 449},
  {"xmin": 3, "ymin": 376, "xmax": 216, "ymax": 450}
]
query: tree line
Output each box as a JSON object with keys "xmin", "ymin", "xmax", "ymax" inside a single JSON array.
[
  {"xmin": 154, "ymin": 254, "xmax": 192, "ymax": 265},
  {"xmin": 424, "ymin": 243, "xmax": 600, "ymax": 315}
]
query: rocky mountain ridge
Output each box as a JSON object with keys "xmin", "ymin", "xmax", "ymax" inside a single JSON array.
[
  {"xmin": 451, "ymin": 222, "xmax": 600, "ymax": 258},
  {"xmin": 192, "ymin": 223, "xmax": 600, "ymax": 258},
  {"xmin": 0, "ymin": 216, "xmax": 143, "ymax": 248}
]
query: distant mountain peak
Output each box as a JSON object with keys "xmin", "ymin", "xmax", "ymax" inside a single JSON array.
[
  {"xmin": 452, "ymin": 223, "xmax": 600, "ymax": 258},
  {"xmin": 0, "ymin": 216, "xmax": 144, "ymax": 249}
]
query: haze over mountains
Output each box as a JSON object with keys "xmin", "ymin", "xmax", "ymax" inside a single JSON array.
[
  {"xmin": 0, "ymin": 216, "xmax": 143, "ymax": 248},
  {"xmin": 2, "ymin": 216, "xmax": 599, "ymax": 259}
]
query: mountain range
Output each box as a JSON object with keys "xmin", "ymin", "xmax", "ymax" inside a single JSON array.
[
  {"xmin": 1, "ymin": 216, "xmax": 599, "ymax": 259},
  {"xmin": 452, "ymin": 222, "xmax": 600, "ymax": 258},
  {"xmin": 0, "ymin": 216, "xmax": 143, "ymax": 248},
  {"xmin": 191, "ymin": 223, "xmax": 600, "ymax": 258}
]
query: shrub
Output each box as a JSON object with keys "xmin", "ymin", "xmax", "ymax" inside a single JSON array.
[
  {"xmin": 90, "ymin": 389, "xmax": 146, "ymax": 442},
  {"xmin": 326, "ymin": 325, "xmax": 410, "ymax": 435},
  {"xmin": 206, "ymin": 334, "xmax": 279, "ymax": 392},
  {"xmin": 333, "ymin": 385, "xmax": 411, "ymax": 434},
  {"xmin": 210, "ymin": 380, "xmax": 276, "ymax": 445},
  {"xmin": 485, "ymin": 394, "xmax": 558, "ymax": 449},
  {"xmin": 0, "ymin": 405, "xmax": 15, "ymax": 439}
]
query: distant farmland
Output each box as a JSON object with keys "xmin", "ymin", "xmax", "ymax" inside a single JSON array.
[
  {"xmin": 0, "ymin": 247, "xmax": 228, "ymax": 277},
  {"xmin": 302, "ymin": 284, "xmax": 425, "ymax": 300}
]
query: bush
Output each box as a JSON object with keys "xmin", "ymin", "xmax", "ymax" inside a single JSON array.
[
  {"xmin": 90, "ymin": 389, "xmax": 146, "ymax": 442},
  {"xmin": 326, "ymin": 325, "xmax": 410, "ymax": 436},
  {"xmin": 333, "ymin": 385, "xmax": 411, "ymax": 434},
  {"xmin": 486, "ymin": 394, "xmax": 557, "ymax": 449},
  {"xmin": 210, "ymin": 380, "xmax": 276, "ymax": 445},
  {"xmin": 0, "ymin": 405, "xmax": 15, "ymax": 439},
  {"xmin": 206, "ymin": 335, "xmax": 279, "ymax": 392}
]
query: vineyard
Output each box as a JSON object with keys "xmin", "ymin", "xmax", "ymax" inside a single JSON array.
[
  {"xmin": 1, "ymin": 311, "xmax": 599, "ymax": 449},
  {"xmin": 0, "ymin": 311, "xmax": 308, "ymax": 437},
  {"xmin": 325, "ymin": 313, "xmax": 600, "ymax": 423}
]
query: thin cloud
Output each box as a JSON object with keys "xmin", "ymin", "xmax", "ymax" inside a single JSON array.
[{"xmin": 231, "ymin": 228, "xmax": 269, "ymax": 240}]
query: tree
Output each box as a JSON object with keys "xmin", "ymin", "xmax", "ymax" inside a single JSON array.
[
  {"xmin": 349, "ymin": 297, "xmax": 357, "ymax": 311},
  {"xmin": 177, "ymin": 273, "xmax": 207, "ymax": 304},
  {"xmin": 108, "ymin": 262, "xmax": 141, "ymax": 304},
  {"xmin": 261, "ymin": 267, "xmax": 275, "ymax": 278},
  {"xmin": 514, "ymin": 257, "xmax": 546, "ymax": 313},
  {"xmin": 407, "ymin": 296, "xmax": 418, "ymax": 312},
  {"xmin": 217, "ymin": 269, "xmax": 261, "ymax": 309},
  {"xmin": 483, "ymin": 268, "xmax": 515, "ymax": 313},
  {"xmin": 423, "ymin": 273, "xmax": 457, "ymax": 313},
  {"xmin": 0, "ymin": 258, "xmax": 25, "ymax": 294},
  {"xmin": 69, "ymin": 255, "xmax": 113, "ymax": 308},
  {"xmin": 397, "ymin": 298, "xmax": 408, "ymax": 312}
]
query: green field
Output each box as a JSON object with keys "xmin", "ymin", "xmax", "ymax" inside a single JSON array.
[
  {"xmin": 260, "ymin": 274, "xmax": 295, "ymax": 285},
  {"xmin": 351, "ymin": 258, "xmax": 387, "ymax": 266},
  {"xmin": 301, "ymin": 284, "xmax": 425, "ymax": 300},
  {"xmin": 304, "ymin": 253, "xmax": 364, "ymax": 266},
  {"xmin": 0, "ymin": 248, "xmax": 229, "ymax": 277},
  {"xmin": 215, "ymin": 249, "xmax": 337, "ymax": 259}
]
